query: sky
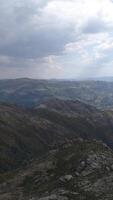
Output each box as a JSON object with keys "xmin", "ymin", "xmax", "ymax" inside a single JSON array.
[{"xmin": 1, "ymin": 0, "xmax": 113, "ymax": 79}]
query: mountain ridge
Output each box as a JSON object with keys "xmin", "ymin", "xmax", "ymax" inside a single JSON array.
[{"xmin": 0, "ymin": 78, "xmax": 113, "ymax": 109}]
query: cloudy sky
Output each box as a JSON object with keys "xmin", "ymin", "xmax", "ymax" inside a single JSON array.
[{"xmin": 1, "ymin": 0, "xmax": 113, "ymax": 79}]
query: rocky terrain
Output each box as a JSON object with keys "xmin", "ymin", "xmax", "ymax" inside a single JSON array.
[{"xmin": 0, "ymin": 139, "xmax": 113, "ymax": 200}]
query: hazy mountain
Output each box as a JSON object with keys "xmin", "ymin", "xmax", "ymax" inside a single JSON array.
[
  {"xmin": 1, "ymin": 78, "xmax": 113, "ymax": 109},
  {"xmin": 75, "ymin": 76, "xmax": 113, "ymax": 82},
  {"xmin": 89, "ymin": 76, "xmax": 113, "ymax": 82}
]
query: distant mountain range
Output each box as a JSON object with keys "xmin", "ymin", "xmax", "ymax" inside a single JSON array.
[
  {"xmin": 1, "ymin": 78, "xmax": 113, "ymax": 109},
  {"xmin": 73, "ymin": 76, "xmax": 113, "ymax": 81}
]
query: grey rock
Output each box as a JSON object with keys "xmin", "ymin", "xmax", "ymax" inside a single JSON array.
[{"xmin": 59, "ymin": 175, "xmax": 73, "ymax": 182}]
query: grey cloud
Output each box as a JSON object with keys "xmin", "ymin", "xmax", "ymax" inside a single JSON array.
[
  {"xmin": 0, "ymin": 0, "xmax": 113, "ymax": 79},
  {"xmin": 0, "ymin": 25, "xmax": 74, "ymax": 58},
  {"xmin": 0, "ymin": 0, "xmax": 74, "ymax": 60},
  {"xmin": 82, "ymin": 18, "xmax": 109, "ymax": 34}
]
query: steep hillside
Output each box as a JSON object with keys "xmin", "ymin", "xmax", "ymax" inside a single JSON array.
[
  {"xmin": 0, "ymin": 103, "xmax": 75, "ymax": 172},
  {"xmin": 1, "ymin": 99, "xmax": 113, "ymax": 199},
  {"xmin": 1, "ymin": 99, "xmax": 113, "ymax": 174},
  {"xmin": 37, "ymin": 98, "xmax": 97, "ymax": 116},
  {"xmin": 35, "ymin": 99, "xmax": 113, "ymax": 148}
]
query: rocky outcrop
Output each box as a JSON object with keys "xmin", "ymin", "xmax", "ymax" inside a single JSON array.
[{"xmin": 0, "ymin": 140, "xmax": 113, "ymax": 200}]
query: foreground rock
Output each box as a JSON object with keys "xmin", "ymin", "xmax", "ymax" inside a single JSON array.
[{"xmin": 0, "ymin": 139, "xmax": 113, "ymax": 200}]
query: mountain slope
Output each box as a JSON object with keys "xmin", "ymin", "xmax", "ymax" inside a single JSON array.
[
  {"xmin": 1, "ymin": 99, "xmax": 113, "ymax": 173},
  {"xmin": 35, "ymin": 99, "xmax": 113, "ymax": 147},
  {"xmin": 37, "ymin": 98, "xmax": 97, "ymax": 116},
  {"xmin": 1, "ymin": 99, "xmax": 113, "ymax": 199},
  {"xmin": 0, "ymin": 103, "xmax": 72, "ymax": 172}
]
